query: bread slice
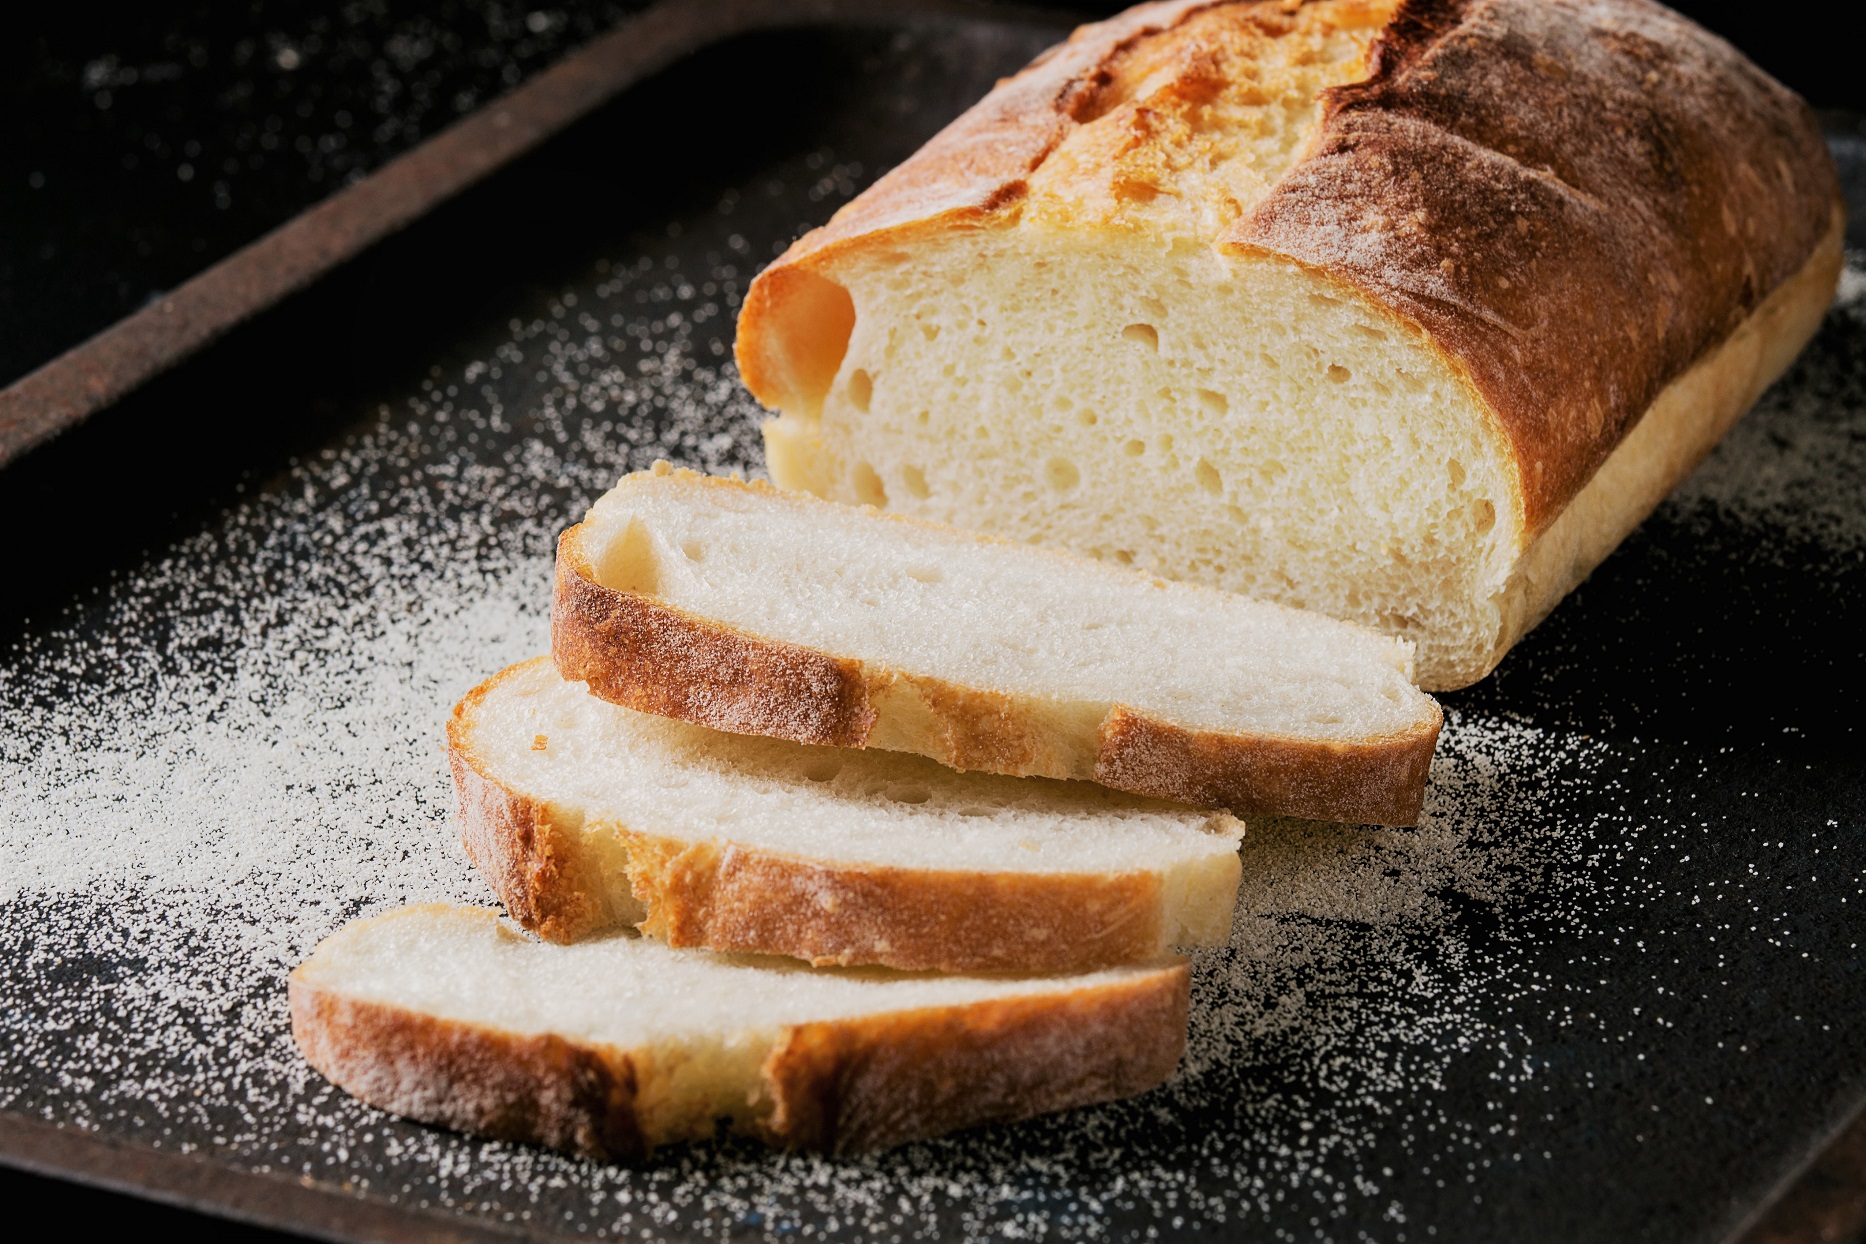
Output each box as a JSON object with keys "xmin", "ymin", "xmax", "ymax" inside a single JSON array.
[
  {"xmin": 289, "ymin": 904, "xmax": 1189, "ymax": 1159},
  {"xmin": 451, "ymin": 657, "xmax": 1243, "ymax": 972},
  {"xmin": 553, "ymin": 466, "xmax": 1441, "ymax": 826},
  {"xmin": 735, "ymin": 0, "xmax": 1842, "ymax": 690}
]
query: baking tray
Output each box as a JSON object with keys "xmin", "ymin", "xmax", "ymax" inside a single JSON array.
[{"xmin": 3, "ymin": 5, "xmax": 1865, "ymax": 1241}]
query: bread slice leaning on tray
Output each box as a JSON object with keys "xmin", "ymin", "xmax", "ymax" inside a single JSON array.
[
  {"xmin": 735, "ymin": 0, "xmax": 1844, "ymax": 691},
  {"xmin": 553, "ymin": 465, "xmax": 1444, "ymax": 827},
  {"xmin": 290, "ymin": 905, "xmax": 1190, "ymax": 1158},
  {"xmin": 450, "ymin": 657, "xmax": 1243, "ymax": 972}
]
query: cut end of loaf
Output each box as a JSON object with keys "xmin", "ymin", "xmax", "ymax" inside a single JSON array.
[
  {"xmin": 736, "ymin": 0, "xmax": 1520, "ymax": 690},
  {"xmin": 751, "ymin": 231, "xmax": 1518, "ymax": 692}
]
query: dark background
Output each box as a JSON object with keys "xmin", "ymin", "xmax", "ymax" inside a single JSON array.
[{"xmin": 2, "ymin": 1, "xmax": 1861, "ymax": 1239}]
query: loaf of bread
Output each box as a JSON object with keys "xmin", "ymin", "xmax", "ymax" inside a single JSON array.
[
  {"xmin": 553, "ymin": 466, "xmax": 1443, "ymax": 825},
  {"xmin": 452, "ymin": 657, "xmax": 1243, "ymax": 972},
  {"xmin": 736, "ymin": 0, "xmax": 1842, "ymax": 689},
  {"xmin": 290, "ymin": 904, "xmax": 1189, "ymax": 1158}
]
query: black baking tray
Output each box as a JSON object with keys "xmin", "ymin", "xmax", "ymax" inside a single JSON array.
[{"xmin": 2, "ymin": 4, "xmax": 1864, "ymax": 1242}]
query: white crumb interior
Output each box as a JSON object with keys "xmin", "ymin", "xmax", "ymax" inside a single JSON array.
[
  {"xmin": 781, "ymin": 235, "xmax": 1516, "ymax": 691},
  {"xmin": 582, "ymin": 475, "xmax": 1434, "ymax": 738},
  {"xmin": 303, "ymin": 905, "xmax": 1149, "ymax": 1046},
  {"xmin": 473, "ymin": 659, "xmax": 1239, "ymax": 873}
]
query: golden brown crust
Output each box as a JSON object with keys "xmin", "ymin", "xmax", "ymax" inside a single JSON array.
[
  {"xmin": 732, "ymin": 0, "xmax": 1221, "ymax": 405},
  {"xmin": 1486, "ymin": 214, "xmax": 1846, "ymax": 677},
  {"xmin": 863, "ymin": 667, "xmax": 1061, "ymax": 776},
  {"xmin": 1095, "ymin": 703, "xmax": 1440, "ymax": 826},
  {"xmin": 622, "ymin": 833, "xmax": 1166, "ymax": 975},
  {"xmin": 552, "ymin": 526, "xmax": 875, "ymax": 747},
  {"xmin": 1237, "ymin": 0, "xmax": 1840, "ymax": 531},
  {"xmin": 449, "ymin": 678, "xmax": 612, "ymax": 942},
  {"xmin": 758, "ymin": 964, "xmax": 1190, "ymax": 1153},
  {"xmin": 551, "ymin": 492, "xmax": 1437, "ymax": 825},
  {"xmin": 289, "ymin": 977, "xmax": 648, "ymax": 1162}
]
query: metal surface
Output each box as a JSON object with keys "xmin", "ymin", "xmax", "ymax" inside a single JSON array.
[
  {"xmin": 1, "ymin": 8, "xmax": 1864, "ymax": 1243},
  {"xmin": 1732, "ymin": 1099, "xmax": 1866, "ymax": 1244},
  {"xmin": 0, "ymin": 1113, "xmax": 523, "ymax": 1243},
  {"xmin": 0, "ymin": 0, "xmax": 1012, "ymax": 468}
]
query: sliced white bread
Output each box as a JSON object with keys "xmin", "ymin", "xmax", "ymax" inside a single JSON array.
[
  {"xmin": 290, "ymin": 904, "xmax": 1189, "ymax": 1159},
  {"xmin": 553, "ymin": 465, "xmax": 1443, "ymax": 826},
  {"xmin": 451, "ymin": 657, "xmax": 1242, "ymax": 973}
]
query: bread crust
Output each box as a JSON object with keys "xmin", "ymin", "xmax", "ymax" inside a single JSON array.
[
  {"xmin": 1486, "ymin": 215, "xmax": 1845, "ymax": 675},
  {"xmin": 733, "ymin": 0, "xmax": 1217, "ymax": 407},
  {"xmin": 290, "ymin": 976, "xmax": 649, "ymax": 1161},
  {"xmin": 289, "ymin": 917, "xmax": 1190, "ymax": 1158},
  {"xmin": 1238, "ymin": 0, "xmax": 1839, "ymax": 533},
  {"xmin": 450, "ymin": 680, "xmax": 621, "ymax": 941},
  {"xmin": 620, "ymin": 834, "xmax": 1172, "ymax": 975},
  {"xmin": 450, "ymin": 659, "xmax": 1236, "ymax": 972},
  {"xmin": 550, "ymin": 484, "xmax": 1441, "ymax": 826},
  {"xmin": 553, "ymin": 527, "xmax": 875, "ymax": 747},
  {"xmin": 759, "ymin": 965, "xmax": 1190, "ymax": 1153},
  {"xmin": 1096, "ymin": 704, "xmax": 1436, "ymax": 825}
]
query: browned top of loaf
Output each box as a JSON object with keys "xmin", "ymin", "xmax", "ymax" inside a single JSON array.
[
  {"xmin": 1239, "ymin": 0, "xmax": 1837, "ymax": 528},
  {"xmin": 750, "ymin": 0, "xmax": 1838, "ymax": 534}
]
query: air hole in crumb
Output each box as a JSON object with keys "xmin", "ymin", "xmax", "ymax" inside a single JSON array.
[
  {"xmin": 1044, "ymin": 457, "xmax": 1080, "ymax": 491},
  {"xmin": 1309, "ymin": 292, "xmax": 1342, "ymax": 307},
  {"xmin": 1197, "ymin": 389, "xmax": 1228, "ymax": 414},
  {"xmin": 1157, "ymin": 434, "xmax": 1175, "ymax": 452},
  {"xmin": 1326, "ymin": 364, "xmax": 1352, "ymax": 383},
  {"xmin": 1447, "ymin": 458, "xmax": 1467, "ymax": 487},
  {"xmin": 1137, "ymin": 295, "xmax": 1168, "ymax": 319},
  {"xmin": 958, "ymin": 806, "xmax": 994, "ymax": 817},
  {"xmin": 801, "ymin": 759, "xmax": 843, "ymax": 784},
  {"xmin": 885, "ymin": 783, "xmax": 932, "ymax": 804},
  {"xmin": 1051, "ymin": 394, "xmax": 1074, "ymax": 411},
  {"xmin": 906, "ymin": 565, "xmax": 943, "ymax": 584},
  {"xmin": 1122, "ymin": 323, "xmax": 1159, "ymax": 350},
  {"xmin": 1124, "ymin": 439, "xmax": 1146, "ymax": 457},
  {"xmin": 680, "ymin": 538, "xmax": 704, "ymax": 562},
  {"xmin": 1077, "ymin": 410, "xmax": 1099, "ymax": 427},
  {"xmin": 915, "ymin": 410, "xmax": 930, "ymax": 425},
  {"xmin": 597, "ymin": 517, "xmax": 660, "ymax": 595},
  {"xmin": 1195, "ymin": 459, "xmax": 1223, "ymax": 495},
  {"xmin": 1113, "ymin": 550, "xmax": 1135, "ymax": 565},
  {"xmin": 902, "ymin": 464, "xmax": 930, "ymax": 500},
  {"xmin": 1472, "ymin": 499, "xmax": 1497, "ymax": 533},
  {"xmin": 532, "ymin": 734, "xmax": 548, "ymax": 751},
  {"xmin": 1353, "ymin": 323, "xmax": 1389, "ymax": 340},
  {"xmin": 848, "ymin": 368, "xmax": 873, "ymax": 412},
  {"xmin": 853, "ymin": 461, "xmax": 888, "ymax": 507},
  {"xmin": 920, "ymin": 322, "xmax": 939, "ymax": 341}
]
